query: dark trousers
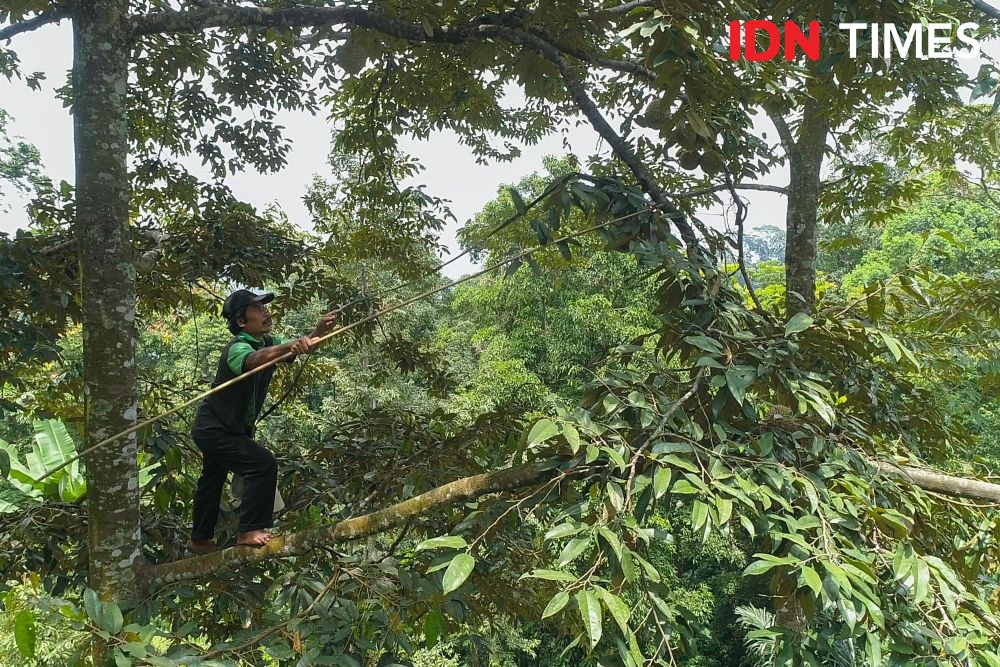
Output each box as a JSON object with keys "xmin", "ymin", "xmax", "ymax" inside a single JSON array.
[{"xmin": 190, "ymin": 430, "xmax": 278, "ymax": 540}]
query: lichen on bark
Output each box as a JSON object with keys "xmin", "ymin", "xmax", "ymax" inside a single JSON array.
[{"xmin": 73, "ymin": 0, "xmax": 143, "ymax": 604}]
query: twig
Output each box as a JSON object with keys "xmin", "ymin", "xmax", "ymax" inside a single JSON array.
[
  {"xmin": 624, "ymin": 368, "xmax": 706, "ymax": 507},
  {"xmin": 725, "ymin": 170, "xmax": 763, "ymax": 311}
]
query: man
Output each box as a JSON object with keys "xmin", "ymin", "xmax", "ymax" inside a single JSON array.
[{"xmin": 186, "ymin": 289, "xmax": 337, "ymax": 553}]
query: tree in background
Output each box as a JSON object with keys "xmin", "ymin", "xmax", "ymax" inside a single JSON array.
[{"xmin": 0, "ymin": 109, "xmax": 43, "ymax": 206}]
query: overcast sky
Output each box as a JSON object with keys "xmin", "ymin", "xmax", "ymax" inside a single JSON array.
[{"xmin": 0, "ymin": 20, "xmax": 995, "ymax": 278}]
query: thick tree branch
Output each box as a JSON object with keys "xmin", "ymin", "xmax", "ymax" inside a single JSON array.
[
  {"xmin": 881, "ymin": 463, "xmax": 1000, "ymax": 503},
  {"xmin": 0, "ymin": 7, "xmax": 72, "ymax": 42},
  {"xmin": 764, "ymin": 104, "xmax": 798, "ymax": 163},
  {"xmin": 139, "ymin": 454, "xmax": 1000, "ymax": 592},
  {"xmin": 132, "ymin": 3, "xmax": 659, "ymax": 37},
  {"xmin": 39, "ymin": 227, "xmax": 168, "ymax": 266},
  {"xmin": 528, "ymin": 28, "xmax": 653, "ymax": 80},
  {"xmin": 141, "ymin": 460, "xmax": 564, "ymax": 590},
  {"xmin": 494, "ymin": 27, "xmax": 698, "ymax": 246},
  {"xmin": 579, "ymin": 0, "xmax": 658, "ymax": 18},
  {"xmin": 131, "ymin": 5, "xmax": 478, "ymax": 39},
  {"xmin": 133, "ymin": 3, "xmax": 654, "ymax": 81},
  {"xmin": 672, "ymin": 183, "xmax": 788, "ymax": 198}
]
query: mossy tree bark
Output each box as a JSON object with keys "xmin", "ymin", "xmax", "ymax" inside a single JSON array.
[
  {"xmin": 73, "ymin": 0, "xmax": 143, "ymax": 604},
  {"xmin": 783, "ymin": 100, "xmax": 829, "ymax": 316},
  {"xmin": 768, "ymin": 98, "xmax": 829, "ymax": 317}
]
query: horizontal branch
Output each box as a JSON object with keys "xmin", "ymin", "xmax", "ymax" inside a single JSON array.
[
  {"xmin": 39, "ymin": 227, "xmax": 168, "ymax": 262},
  {"xmin": 672, "ymin": 183, "xmax": 789, "ymax": 198},
  {"xmin": 0, "ymin": 7, "xmax": 71, "ymax": 42},
  {"xmin": 132, "ymin": 5, "xmax": 483, "ymax": 39},
  {"xmin": 579, "ymin": 0, "xmax": 658, "ymax": 18},
  {"xmin": 133, "ymin": 3, "xmax": 657, "ymax": 82},
  {"xmin": 132, "ymin": 2, "xmax": 658, "ymax": 38},
  {"xmin": 141, "ymin": 460, "xmax": 563, "ymax": 591},
  {"xmin": 881, "ymin": 463, "xmax": 1000, "ymax": 503}
]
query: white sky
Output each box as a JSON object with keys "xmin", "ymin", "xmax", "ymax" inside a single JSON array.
[{"xmin": 0, "ymin": 20, "xmax": 995, "ymax": 278}]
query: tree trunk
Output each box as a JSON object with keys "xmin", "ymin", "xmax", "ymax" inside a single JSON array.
[
  {"xmin": 783, "ymin": 99, "xmax": 828, "ymax": 316},
  {"xmin": 74, "ymin": 0, "xmax": 143, "ymax": 604}
]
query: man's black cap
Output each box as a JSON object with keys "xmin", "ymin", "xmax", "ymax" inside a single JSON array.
[{"xmin": 222, "ymin": 289, "xmax": 275, "ymax": 321}]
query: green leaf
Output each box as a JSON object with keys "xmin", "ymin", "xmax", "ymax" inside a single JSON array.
[
  {"xmin": 691, "ymin": 500, "xmax": 710, "ymax": 533},
  {"xmin": 715, "ymin": 497, "xmax": 733, "ymax": 525},
  {"xmin": 23, "ymin": 419, "xmax": 86, "ymax": 501},
  {"xmin": 100, "ymin": 602, "xmax": 124, "ymax": 635},
  {"xmin": 576, "ymin": 590, "xmax": 603, "ymax": 650},
  {"xmin": 558, "ymin": 537, "xmax": 590, "ymax": 568},
  {"xmin": 627, "ymin": 630, "xmax": 645, "ymax": 666},
  {"xmin": 725, "ymin": 368, "xmax": 755, "ymax": 406},
  {"xmin": 865, "ymin": 632, "xmax": 881, "ymax": 665},
  {"xmin": 442, "ymin": 553, "xmax": 475, "ymax": 595},
  {"xmin": 606, "ymin": 480, "xmax": 625, "ymax": 510},
  {"xmin": 14, "ymin": 610, "xmax": 36, "ymax": 659},
  {"xmin": 670, "ymin": 478, "xmax": 699, "ymax": 495},
  {"xmin": 603, "ymin": 447, "xmax": 628, "ymax": 472},
  {"xmin": 526, "ymin": 418, "xmax": 560, "ymax": 446},
  {"xmin": 785, "ymin": 313, "xmax": 813, "ymax": 336},
  {"xmin": 802, "ymin": 566, "xmax": 822, "ymax": 596},
  {"xmin": 416, "ymin": 536, "xmax": 468, "ymax": 551},
  {"xmin": 562, "ymin": 424, "xmax": 581, "ymax": 453},
  {"xmin": 621, "ymin": 548, "xmax": 636, "ymax": 583},
  {"xmin": 663, "ymin": 454, "xmax": 699, "ymax": 474},
  {"xmin": 509, "ymin": 187, "xmax": 527, "ymax": 215},
  {"xmin": 522, "ymin": 569, "xmax": 577, "ymax": 582},
  {"xmin": 757, "ymin": 432, "xmax": 773, "ymax": 456},
  {"xmin": 686, "ymin": 109, "xmax": 713, "ymax": 139},
  {"xmin": 420, "ymin": 15, "xmax": 434, "ymax": 37},
  {"xmin": 121, "ymin": 642, "xmax": 148, "ymax": 659},
  {"xmin": 653, "ymin": 467, "xmax": 672, "ymax": 498},
  {"xmin": 34, "ymin": 419, "xmax": 77, "ymax": 469},
  {"xmin": 971, "ymin": 71, "xmax": 999, "ymax": 100},
  {"xmin": 542, "ymin": 591, "xmax": 570, "ymax": 619},
  {"xmin": 633, "ymin": 553, "xmax": 661, "ymax": 583},
  {"xmin": 598, "ymin": 526, "xmax": 623, "ymax": 561},
  {"xmin": 548, "ymin": 204, "xmax": 562, "ymax": 231},
  {"xmin": 0, "ymin": 440, "xmax": 43, "ymax": 497},
  {"xmin": 595, "ymin": 587, "xmax": 631, "ymax": 634},
  {"xmin": 84, "ymin": 588, "xmax": 103, "ymax": 624},
  {"xmin": 744, "ymin": 558, "xmax": 784, "ymax": 577},
  {"xmin": 423, "ymin": 609, "xmax": 443, "ymax": 648},
  {"xmin": 544, "ymin": 523, "xmax": 581, "ymax": 542},
  {"xmin": 683, "ymin": 335, "xmax": 722, "ymax": 354},
  {"xmin": 913, "ymin": 558, "xmax": 930, "ymax": 604}
]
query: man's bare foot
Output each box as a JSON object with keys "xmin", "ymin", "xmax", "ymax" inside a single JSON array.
[
  {"xmin": 237, "ymin": 529, "xmax": 274, "ymax": 547},
  {"xmin": 185, "ymin": 538, "xmax": 220, "ymax": 555}
]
